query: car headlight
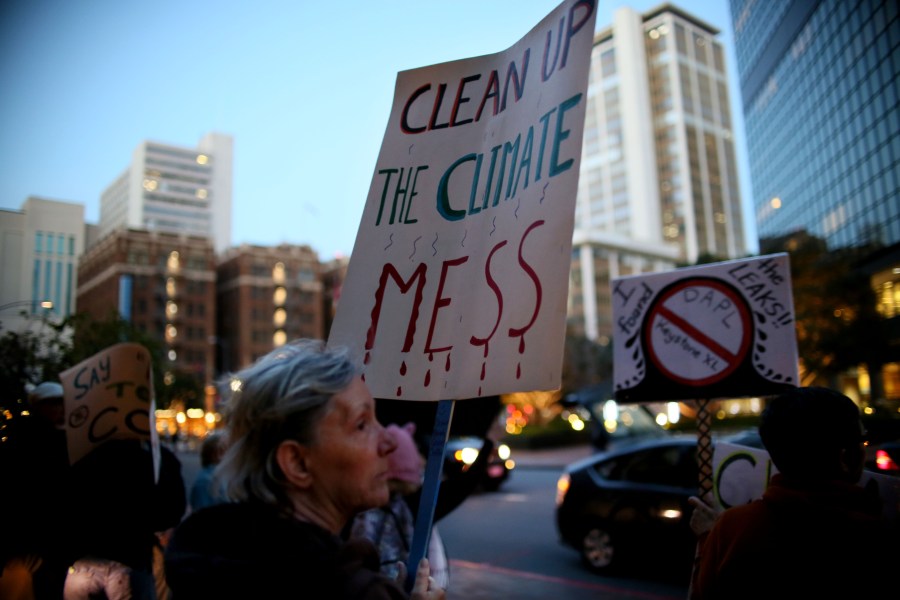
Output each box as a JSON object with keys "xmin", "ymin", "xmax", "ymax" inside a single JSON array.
[
  {"xmin": 555, "ymin": 473, "xmax": 570, "ymax": 506},
  {"xmin": 497, "ymin": 443, "xmax": 511, "ymax": 460},
  {"xmin": 453, "ymin": 446, "xmax": 479, "ymax": 465}
]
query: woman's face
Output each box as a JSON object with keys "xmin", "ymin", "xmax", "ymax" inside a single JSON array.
[{"xmin": 306, "ymin": 378, "xmax": 397, "ymax": 520}]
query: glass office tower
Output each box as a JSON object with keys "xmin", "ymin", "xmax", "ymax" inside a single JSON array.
[
  {"xmin": 731, "ymin": 0, "xmax": 899, "ymax": 249},
  {"xmin": 730, "ymin": 0, "xmax": 899, "ymax": 403}
]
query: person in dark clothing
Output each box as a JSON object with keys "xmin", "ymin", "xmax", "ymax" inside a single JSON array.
[
  {"xmin": 64, "ymin": 438, "xmax": 187, "ymax": 599},
  {"xmin": 691, "ymin": 386, "xmax": 898, "ymax": 599},
  {"xmin": 0, "ymin": 381, "xmax": 71, "ymax": 600},
  {"xmin": 346, "ymin": 420, "xmax": 495, "ymax": 590},
  {"xmin": 164, "ymin": 339, "xmax": 444, "ymax": 600},
  {"xmin": 189, "ymin": 430, "xmax": 227, "ymax": 512}
]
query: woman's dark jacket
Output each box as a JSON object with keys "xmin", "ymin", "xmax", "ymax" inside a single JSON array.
[{"xmin": 165, "ymin": 502, "xmax": 408, "ymax": 599}]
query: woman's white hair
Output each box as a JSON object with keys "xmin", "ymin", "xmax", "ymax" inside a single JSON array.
[{"xmin": 214, "ymin": 338, "xmax": 360, "ymax": 512}]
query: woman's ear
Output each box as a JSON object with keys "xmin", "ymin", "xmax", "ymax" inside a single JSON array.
[{"xmin": 277, "ymin": 440, "xmax": 314, "ymax": 489}]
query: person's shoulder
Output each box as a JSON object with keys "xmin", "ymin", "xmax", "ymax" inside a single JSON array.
[{"xmin": 176, "ymin": 502, "xmax": 341, "ymax": 553}]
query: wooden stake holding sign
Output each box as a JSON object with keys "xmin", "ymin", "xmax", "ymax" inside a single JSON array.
[
  {"xmin": 326, "ymin": 0, "xmax": 598, "ymax": 592},
  {"xmin": 695, "ymin": 399, "xmax": 714, "ymax": 499},
  {"xmin": 686, "ymin": 398, "xmax": 713, "ymax": 599}
]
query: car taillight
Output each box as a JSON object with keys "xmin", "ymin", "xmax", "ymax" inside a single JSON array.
[
  {"xmin": 875, "ymin": 449, "xmax": 899, "ymax": 472},
  {"xmin": 556, "ymin": 474, "xmax": 570, "ymax": 506}
]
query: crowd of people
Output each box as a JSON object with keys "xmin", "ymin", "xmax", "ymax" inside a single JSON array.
[
  {"xmin": 1, "ymin": 382, "xmax": 187, "ymax": 600},
  {"xmin": 3, "ymin": 337, "xmax": 898, "ymax": 599}
]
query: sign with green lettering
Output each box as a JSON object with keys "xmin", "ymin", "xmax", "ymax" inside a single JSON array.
[{"xmin": 329, "ymin": 0, "xmax": 598, "ymax": 401}]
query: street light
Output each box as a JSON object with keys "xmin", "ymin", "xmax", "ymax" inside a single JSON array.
[
  {"xmin": 0, "ymin": 300, "xmax": 54, "ymax": 335},
  {"xmin": 0, "ymin": 299, "xmax": 53, "ymax": 313}
]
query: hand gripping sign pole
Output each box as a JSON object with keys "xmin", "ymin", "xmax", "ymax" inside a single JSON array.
[{"xmin": 404, "ymin": 399, "xmax": 455, "ymax": 592}]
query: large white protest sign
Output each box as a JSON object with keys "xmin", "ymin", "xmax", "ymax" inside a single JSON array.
[
  {"xmin": 612, "ymin": 253, "xmax": 800, "ymax": 403},
  {"xmin": 60, "ymin": 342, "xmax": 159, "ymax": 471},
  {"xmin": 329, "ymin": 0, "xmax": 598, "ymax": 401}
]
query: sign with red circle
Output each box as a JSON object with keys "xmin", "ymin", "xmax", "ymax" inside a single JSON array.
[{"xmin": 644, "ymin": 278, "xmax": 752, "ymax": 387}]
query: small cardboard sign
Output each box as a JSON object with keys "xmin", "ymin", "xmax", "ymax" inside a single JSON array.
[
  {"xmin": 612, "ymin": 253, "xmax": 799, "ymax": 403},
  {"xmin": 59, "ymin": 342, "xmax": 159, "ymax": 475}
]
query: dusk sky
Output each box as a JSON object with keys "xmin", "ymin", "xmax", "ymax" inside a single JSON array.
[{"xmin": 0, "ymin": 0, "xmax": 753, "ymax": 260}]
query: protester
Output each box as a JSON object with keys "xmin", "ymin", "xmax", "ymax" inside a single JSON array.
[
  {"xmin": 347, "ymin": 423, "xmax": 449, "ymax": 588},
  {"xmin": 64, "ymin": 438, "xmax": 187, "ymax": 600},
  {"xmin": 189, "ymin": 430, "xmax": 227, "ymax": 511},
  {"xmin": 0, "ymin": 381, "xmax": 71, "ymax": 600},
  {"xmin": 163, "ymin": 339, "xmax": 444, "ymax": 600},
  {"xmin": 690, "ymin": 386, "xmax": 897, "ymax": 599}
]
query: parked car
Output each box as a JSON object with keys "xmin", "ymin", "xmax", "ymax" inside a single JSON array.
[
  {"xmin": 443, "ymin": 436, "xmax": 513, "ymax": 492},
  {"xmin": 554, "ymin": 432, "xmax": 764, "ymax": 580}
]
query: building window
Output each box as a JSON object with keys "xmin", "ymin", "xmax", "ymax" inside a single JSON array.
[
  {"xmin": 273, "ymin": 262, "xmax": 286, "ymax": 284},
  {"xmin": 297, "ymin": 267, "xmax": 316, "ymax": 283},
  {"xmin": 54, "ymin": 262, "xmax": 62, "ymax": 313},
  {"xmin": 600, "ymin": 48, "xmax": 616, "ymax": 78},
  {"xmin": 65, "ymin": 263, "xmax": 73, "ymax": 316},
  {"xmin": 43, "ymin": 260, "xmax": 52, "ymax": 301},
  {"xmin": 32, "ymin": 259, "xmax": 41, "ymax": 303}
]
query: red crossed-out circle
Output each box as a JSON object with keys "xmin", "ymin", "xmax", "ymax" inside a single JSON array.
[{"xmin": 644, "ymin": 278, "xmax": 752, "ymax": 387}]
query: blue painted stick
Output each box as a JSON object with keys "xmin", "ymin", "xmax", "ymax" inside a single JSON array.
[{"xmin": 405, "ymin": 399, "xmax": 455, "ymax": 592}]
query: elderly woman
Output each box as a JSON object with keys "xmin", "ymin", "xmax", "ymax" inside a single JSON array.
[{"xmin": 164, "ymin": 339, "xmax": 444, "ymax": 600}]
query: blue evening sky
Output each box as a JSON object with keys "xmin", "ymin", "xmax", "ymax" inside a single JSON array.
[{"xmin": 0, "ymin": 0, "xmax": 755, "ymax": 260}]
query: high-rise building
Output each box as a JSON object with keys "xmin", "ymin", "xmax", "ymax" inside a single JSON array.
[
  {"xmin": 730, "ymin": 0, "xmax": 899, "ymax": 401},
  {"xmin": 98, "ymin": 132, "xmax": 233, "ymax": 254},
  {"xmin": 76, "ymin": 228, "xmax": 217, "ymax": 390},
  {"xmin": 731, "ymin": 0, "xmax": 899, "ymax": 249},
  {"xmin": 570, "ymin": 5, "xmax": 747, "ymax": 342},
  {"xmin": 215, "ymin": 244, "xmax": 324, "ymax": 374},
  {"xmin": 0, "ymin": 196, "xmax": 85, "ymax": 333}
]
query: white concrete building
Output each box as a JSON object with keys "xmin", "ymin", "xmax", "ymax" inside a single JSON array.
[
  {"xmin": 0, "ymin": 196, "xmax": 85, "ymax": 333},
  {"xmin": 569, "ymin": 4, "xmax": 747, "ymax": 342},
  {"xmin": 98, "ymin": 132, "xmax": 233, "ymax": 254}
]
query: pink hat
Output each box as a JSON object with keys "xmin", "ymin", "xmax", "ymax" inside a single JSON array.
[{"xmin": 386, "ymin": 423, "xmax": 423, "ymax": 484}]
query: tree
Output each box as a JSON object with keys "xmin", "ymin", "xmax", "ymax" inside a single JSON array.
[
  {"xmin": 160, "ymin": 368, "xmax": 205, "ymax": 411},
  {"xmin": 560, "ymin": 326, "xmax": 613, "ymax": 396},
  {"xmin": 760, "ymin": 232, "xmax": 890, "ymax": 391},
  {"xmin": 0, "ymin": 314, "xmax": 71, "ymax": 411},
  {"xmin": 0, "ymin": 310, "xmax": 198, "ymax": 413},
  {"xmin": 65, "ymin": 310, "xmax": 204, "ymax": 410}
]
